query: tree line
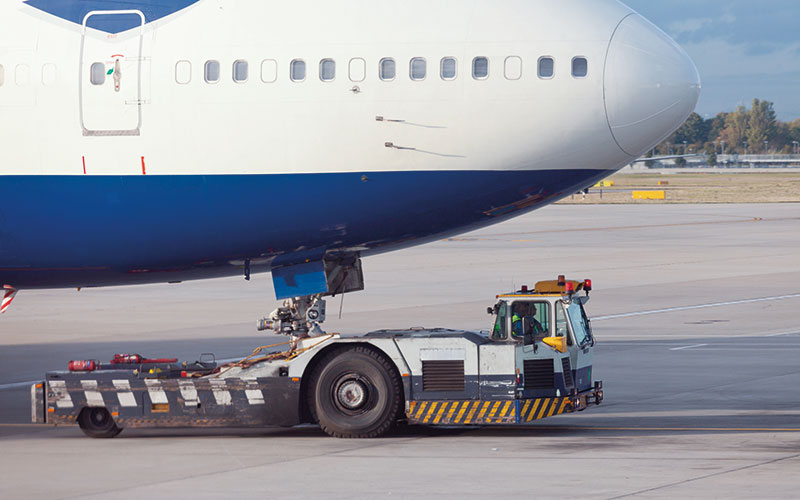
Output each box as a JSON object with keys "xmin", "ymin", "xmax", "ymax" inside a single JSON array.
[{"xmin": 647, "ymin": 99, "xmax": 800, "ymax": 164}]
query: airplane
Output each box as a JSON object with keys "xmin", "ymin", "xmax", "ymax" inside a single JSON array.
[{"xmin": 0, "ymin": 0, "xmax": 700, "ymax": 315}]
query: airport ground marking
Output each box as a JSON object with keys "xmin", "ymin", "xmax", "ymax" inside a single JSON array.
[
  {"xmin": 593, "ymin": 293, "xmax": 800, "ymax": 321},
  {"xmin": 669, "ymin": 344, "xmax": 707, "ymax": 351},
  {"xmin": 605, "ymin": 452, "xmax": 800, "ymax": 500}
]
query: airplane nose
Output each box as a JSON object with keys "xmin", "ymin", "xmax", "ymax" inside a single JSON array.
[{"xmin": 604, "ymin": 14, "xmax": 701, "ymax": 157}]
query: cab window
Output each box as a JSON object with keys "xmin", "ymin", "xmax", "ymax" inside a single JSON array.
[
  {"xmin": 511, "ymin": 301, "xmax": 549, "ymax": 340},
  {"xmin": 556, "ymin": 301, "xmax": 573, "ymax": 345},
  {"xmin": 567, "ymin": 301, "xmax": 592, "ymax": 346},
  {"xmin": 491, "ymin": 302, "xmax": 508, "ymax": 340}
]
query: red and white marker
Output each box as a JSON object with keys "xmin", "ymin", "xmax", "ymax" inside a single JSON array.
[{"xmin": 1, "ymin": 285, "xmax": 18, "ymax": 314}]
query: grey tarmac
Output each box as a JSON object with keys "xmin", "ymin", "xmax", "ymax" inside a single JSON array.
[{"xmin": 1, "ymin": 203, "xmax": 799, "ymax": 499}]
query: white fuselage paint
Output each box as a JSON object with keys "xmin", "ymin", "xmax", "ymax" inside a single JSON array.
[{"xmin": 0, "ymin": 0, "xmax": 694, "ymax": 176}]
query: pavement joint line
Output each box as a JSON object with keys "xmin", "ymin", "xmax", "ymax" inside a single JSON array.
[
  {"xmin": 593, "ymin": 293, "xmax": 800, "ymax": 321},
  {"xmin": 604, "ymin": 452, "xmax": 800, "ymax": 500},
  {"xmin": 669, "ymin": 343, "xmax": 707, "ymax": 351}
]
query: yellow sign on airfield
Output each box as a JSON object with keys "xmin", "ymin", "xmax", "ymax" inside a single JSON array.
[{"xmin": 633, "ymin": 190, "xmax": 666, "ymax": 200}]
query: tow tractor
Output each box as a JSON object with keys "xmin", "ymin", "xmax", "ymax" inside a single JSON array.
[{"xmin": 31, "ymin": 276, "xmax": 602, "ymax": 438}]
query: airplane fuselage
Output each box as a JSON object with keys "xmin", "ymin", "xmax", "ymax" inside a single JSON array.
[{"xmin": 0, "ymin": 0, "xmax": 700, "ymax": 289}]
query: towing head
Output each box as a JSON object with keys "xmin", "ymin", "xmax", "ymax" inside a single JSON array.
[{"xmin": 257, "ymin": 295, "xmax": 327, "ymax": 338}]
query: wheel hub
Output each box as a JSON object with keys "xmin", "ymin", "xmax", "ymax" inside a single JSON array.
[{"xmin": 337, "ymin": 379, "xmax": 368, "ymax": 410}]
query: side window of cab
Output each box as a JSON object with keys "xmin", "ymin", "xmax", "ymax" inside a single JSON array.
[
  {"xmin": 556, "ymin": 301, "xmax": 573, "ymax": 345},
  {"xmin": 491, "ymin": 302, "xmax": 508, "ymax": 340}
]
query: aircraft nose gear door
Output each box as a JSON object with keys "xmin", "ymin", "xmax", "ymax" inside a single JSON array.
[{"xmin": 79, "ymin": 10, "xmax": 148, "ymax": 136}]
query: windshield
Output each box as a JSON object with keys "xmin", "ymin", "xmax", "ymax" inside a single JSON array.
[{"xmin": 567, "ymin": 301, "xmax": 592, "ymax": 346}]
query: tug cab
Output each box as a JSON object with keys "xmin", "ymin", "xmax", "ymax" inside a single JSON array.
[{"xmin": 488, "ymin": 276, "xmax": 597, "ymax": 402}]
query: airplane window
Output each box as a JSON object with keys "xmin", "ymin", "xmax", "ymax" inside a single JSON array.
[
  {"xmin": 538, "ymin": 57, "xmax": 554, "ymax": 79},
  {"xmin": 175, "ymin": 60, "xmax": 191, "ymax": 85},
  {"xmin": 472, "ymin": 57, "xmax": 488, "ymax": 79},
  {"xmin": 42, "ymin": 63, "xmax": 57, "ymax": 86},
  {"xmin": 349, "ymin": 58, "xmax": 366, "ymax": 82},
  {"xmin": 320, "ymin": 59, "xmax": 335, "ymax": 81},
  {"xmin": 379, "ymin": 58, "xmax": 395, "ymax": 81},
  {"xmin": 410, "ymin": 58, "xmax": 426, "ymax": 80},
  {"xmin": 440, "ymin": 57, "xmax": 456, "ymax": 80},
  {"xmin": 261, "ymin": 59, "xmax": 277, "ymax": 83},
  {"xmin": 90, "ymin": 62, "xmax": 105, "ymax": 85},
  {"xmin": 572, "ymin": 57, "xmax": 588, "ymax": 78},
  {"xmin": 204, "ymin": 60, "xmax": 220, "ymax": 84},
  {"xmin": 291, "ymin": 59, "xmax": 306, "ymax": 82},
  {"xmin": 0, "ymin": 64, "xmax": 5, "ymax": 87},
  {"xmin": 504, "ymin": 56, "xmax": 522, "ymax": 80},
  {"xmin": 233, "ymin": 60, "xmax": 249, "ymax": 83}
]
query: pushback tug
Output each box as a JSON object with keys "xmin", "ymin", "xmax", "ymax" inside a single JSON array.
[{"xmin": 32, "ymin": 276, "xmax": 602, "ymax": 438}]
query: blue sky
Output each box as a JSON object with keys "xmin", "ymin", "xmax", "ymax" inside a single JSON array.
[{"xmin": 624, "ymin": 0, "xmax": 800, "ymax": 121}]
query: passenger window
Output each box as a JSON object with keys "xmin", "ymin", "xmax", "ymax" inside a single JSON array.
[
  {"xmin": 538, "ymin": 57, "xmax": 554, "ymax": 79},
  {"xmin": 175, "ymin": 60, "xmax": 191, "ymax": 85},
  {"xmin": 349, "ymin": 58, "xmax": 366, "ymax": 82},
  {"xmin": 0, "ymin": 64, "xmax": 4, "ymax": 87},
  {"xmin": 260, "ymin": 59, "xmax": 277, "ymax": 83},
  {"xmin": 491, "ymin": 302, "xmax": 508, "ymax": 341},
  {"xmin": 320, "ymin": 58, "xmax": 335, "ymax": 81},
  {"xmin": 511, "ymin": 302, "xmax": 550, "ymax": 340},
  {"xmin": 90, "ymin": 62, "xmax": 105, "ymax": 85},
  {"xmin": 379, "ymin": 58, "xmax": 395, "ymax": 81},
  {"xmin": 410, "ymin": 57, "xmax": 426, "ymax": 80},
  {"xmin": 572, "ymin": 57, "xmax": 588, "ymax": 78},
  {"xmin": 290, "ymin": 59, "xmax": 306, "ymax": 81},
  {"xmin": 440, "ymin": 57, "xmax": 456, "ymax": 80},
  {"xmin": 504, "ymin": 56, "xmax": 522, "ymax": 80},
  {"xmin": 204, "ymin": 60, "xmax": 220, "ymax": 83},
  {"xmin": 472, "ymin": 57, "xmax": 488, "ymax": 79},
  {"xmin": 233, "ymin": 60, "xmax": 248, "ymax": 83},
  {"xmin": 42, "ymin": 63, "xmax": 57, "ymax": 86}
]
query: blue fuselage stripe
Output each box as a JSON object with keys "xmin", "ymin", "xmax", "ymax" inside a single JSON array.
[
  {"xmin": 0, "ymin": 169, "xmax": 612, "ymax": 288},
  {"xmin": 24, "ymin": 0, "xmax": 199, "ymax": 33}
]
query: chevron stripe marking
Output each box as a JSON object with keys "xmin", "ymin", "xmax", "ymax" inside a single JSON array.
[
  {"xmin": 424, "ymin": 402, "xmax": 439, "ymax": 423},
  {"xmin": 538, "ymin": 398, "xmax": 553, "ymax": 419},
  {"xmin": 547, "ymin": 399, "xmax": 559, "ymax": 417},
  {"xmin": 465, "ymin": 401, "xmax": 481, "ymax": 423},
  {"xmin": 433, "ymin": 402, "xmax": 448, "ymax": 424},
  {"xmin": 414, "ymin": 401, "xmax": 427, "ymax": 420},
  {"xmin": 521, "ymin": 400, "xmax": 532, "ymax": 421},
  {"xmin": 488, "ymin": 401, "xmax": 502, "ymax": 420},
  {"xmin": 1, "ymin": 285, "xmax": 18, "ymax": 314},
  {"xmin": 454, "ymin": 401, "xmax": 470, "ymax": 424},
  {"xmin": 559, "ymin": 398, "xmax": 569, "ymax": 414},
  {"xmin": 444, "ymin": 401, "xmax": 459, "ymax": 423},
  {"xmin": 499, "ymin": 401, "xmax": 512, "ymax": 418},
  {"xmin": 476, "ymin": 401, "xmax": 492, "ymax": 421},
  {"xmin": 527, "ymin": 399, "xmax": 541, "ymax": 422}
]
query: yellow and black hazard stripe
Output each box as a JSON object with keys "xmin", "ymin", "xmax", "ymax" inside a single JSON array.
[
  {"xmin": 517, "ymin": 397, "xmax": 570, "ymax": 422},
  {"xmin": 407, "ymin": 398, "xmax": 571, "ymax": 425}
]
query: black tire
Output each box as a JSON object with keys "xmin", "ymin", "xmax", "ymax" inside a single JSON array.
[
  {"xmin": 78, "ymin": 407, "xmax": 122, "ymax": 438},
  {"xmin": 308, "ymin": 346, "xmax": 402, "ymax": 438}
]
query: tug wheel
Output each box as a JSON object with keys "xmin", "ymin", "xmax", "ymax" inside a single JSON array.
[
  {"xmin": 308, "ymin": 346, "xmax": 402, "ymax": 438},
  {"xmin": 78, "ymin": 407, "xmax": 122, "ymax": 438}
]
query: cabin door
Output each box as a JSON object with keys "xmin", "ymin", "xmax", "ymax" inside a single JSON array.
[{"xmin": 79, "ymin": 11, "xmax": 148, "ymax": 136}]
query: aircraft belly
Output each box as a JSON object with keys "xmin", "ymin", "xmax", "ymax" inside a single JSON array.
[{"xmin": 0, "ymin": 169, "xmax": 613, "ymax": 288}]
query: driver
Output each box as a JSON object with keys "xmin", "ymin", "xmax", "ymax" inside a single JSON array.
[{"xmin": 511, "ymin": 302, "xmax": 545, "ymax": 338}]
